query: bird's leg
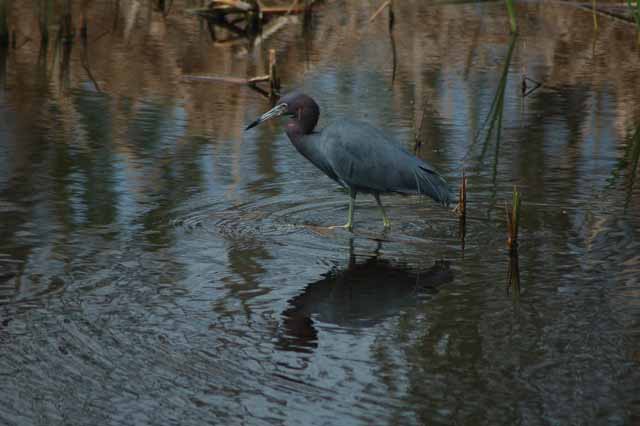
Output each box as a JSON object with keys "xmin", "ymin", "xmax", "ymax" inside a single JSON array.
[
  {"xmin": 374, "ymin": 193, "xmax": 391, "ymax": 228},
  {"xmin": 328, "ymin": 189, "xmax": 356, "ymax": 231}
]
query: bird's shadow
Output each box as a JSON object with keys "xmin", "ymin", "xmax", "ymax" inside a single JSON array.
[{"xmin": 276, "ymin": 241, "xmax": 454, "ymax": 354}]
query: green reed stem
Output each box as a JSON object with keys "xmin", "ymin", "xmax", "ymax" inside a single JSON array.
[
  {"xmin": 627, "ymin": 0, "xmax": 640, "ymax": 43},
  {"xmin": 504, "ymin": 0, "xmax": 517, "ymax": 33},
  {"xmin": 479, "ymin": 33, "xmax": 517, "ymax": 162},
  {"xmin": 506, "ymin": 186, "xmax": 521, "ymax": 250}
]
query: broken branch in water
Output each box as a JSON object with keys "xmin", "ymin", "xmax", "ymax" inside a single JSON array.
[
  {"xmin": 183, "ymin": 75, "xmax": 249, "ymax": 84},
  {"xmin": 183, "ymin": 49, "xmax": 280, "ymax": 101}
]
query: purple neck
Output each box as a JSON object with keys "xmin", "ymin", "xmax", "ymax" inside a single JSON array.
[{"xmin": 285, "ymin": 120, "xmax": 305, "ymax": 143}]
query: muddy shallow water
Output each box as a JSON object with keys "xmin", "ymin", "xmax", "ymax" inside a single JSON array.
[{"xmin": 1, "ymin": 1, "xmax": 639, "ymax": 425}]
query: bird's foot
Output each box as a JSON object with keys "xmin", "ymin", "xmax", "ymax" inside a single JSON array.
[{"xmin": 327, "ymin": 224, "xmax": 353, "ymax": 232}]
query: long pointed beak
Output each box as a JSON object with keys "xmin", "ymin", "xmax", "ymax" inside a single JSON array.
[{"xmin": 245, "ymin": 103, "xmax": 287, "ymax": 131}]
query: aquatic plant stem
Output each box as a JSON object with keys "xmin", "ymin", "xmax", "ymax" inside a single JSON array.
[
  {"xmin": 504, "ymin": 0, "xmax": 517, "ymax": 33},
  {"xmin": 506, "ymin": 186, "xmax": 521, "ymax": 251},
  {"xmin": 478, "ymin": 33, "xmax": 517, "ymax": 163},
  {"xmin": 507, "ymin": 247, "xmax": 521, "ymax": 296},
  {"xmin": 457, "ymin": 171, "xmax": 468, "ymax": 248}
]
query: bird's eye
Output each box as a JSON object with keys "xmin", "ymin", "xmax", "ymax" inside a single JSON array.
[{"xmin": 279, "ymin": 103, "xmax": 294, "ymax": 116}]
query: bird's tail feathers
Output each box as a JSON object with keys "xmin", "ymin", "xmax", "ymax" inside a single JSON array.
[{"xmin": 414, "ymin": 166, "xmax": 451, "ymax": 206}]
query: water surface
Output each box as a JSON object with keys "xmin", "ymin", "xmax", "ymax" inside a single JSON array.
[{"xmin": 1, "ymin": 1, "xmax": 639, "ymax": 425}]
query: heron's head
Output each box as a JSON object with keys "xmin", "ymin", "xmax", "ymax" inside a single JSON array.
[{"xmin": 245, "ymin": 92, "xmax": 320, "ymax": 134}]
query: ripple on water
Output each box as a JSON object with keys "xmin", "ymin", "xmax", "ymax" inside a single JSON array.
[{"xmin": 170, "ymin": 184, "xmax": 465, "ymax": 266}]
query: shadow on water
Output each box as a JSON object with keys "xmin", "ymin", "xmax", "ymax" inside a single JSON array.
[{"xmin": 277, "ymin": 240, "xmax": 454, "ymax": 354}]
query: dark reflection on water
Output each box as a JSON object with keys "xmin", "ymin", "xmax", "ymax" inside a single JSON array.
[
  {"xmin": 278, "ymin": 240, "xmax": 454, "ymax": 353},
  {"xmin": 1, "ymin": 0, "xmax": 640, "ymax": 425}
]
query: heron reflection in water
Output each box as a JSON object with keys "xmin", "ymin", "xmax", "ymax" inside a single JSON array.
[{"xmin": 277, "ymin": 241, "xmax": 454, "ymax": 353}]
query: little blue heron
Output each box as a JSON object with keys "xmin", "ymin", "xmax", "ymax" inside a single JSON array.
[{"xmin": 245, "ymin": 92, "xmax": 451, "ymax": 231}]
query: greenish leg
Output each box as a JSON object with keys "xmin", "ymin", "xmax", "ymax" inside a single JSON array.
[
  {"xmin": 374, "ymin": 194, "xmax": 391, "ymax": 228},
  {"xmin": 329, "ymin": 189, "xmax": 357, "ymax": 231}
]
